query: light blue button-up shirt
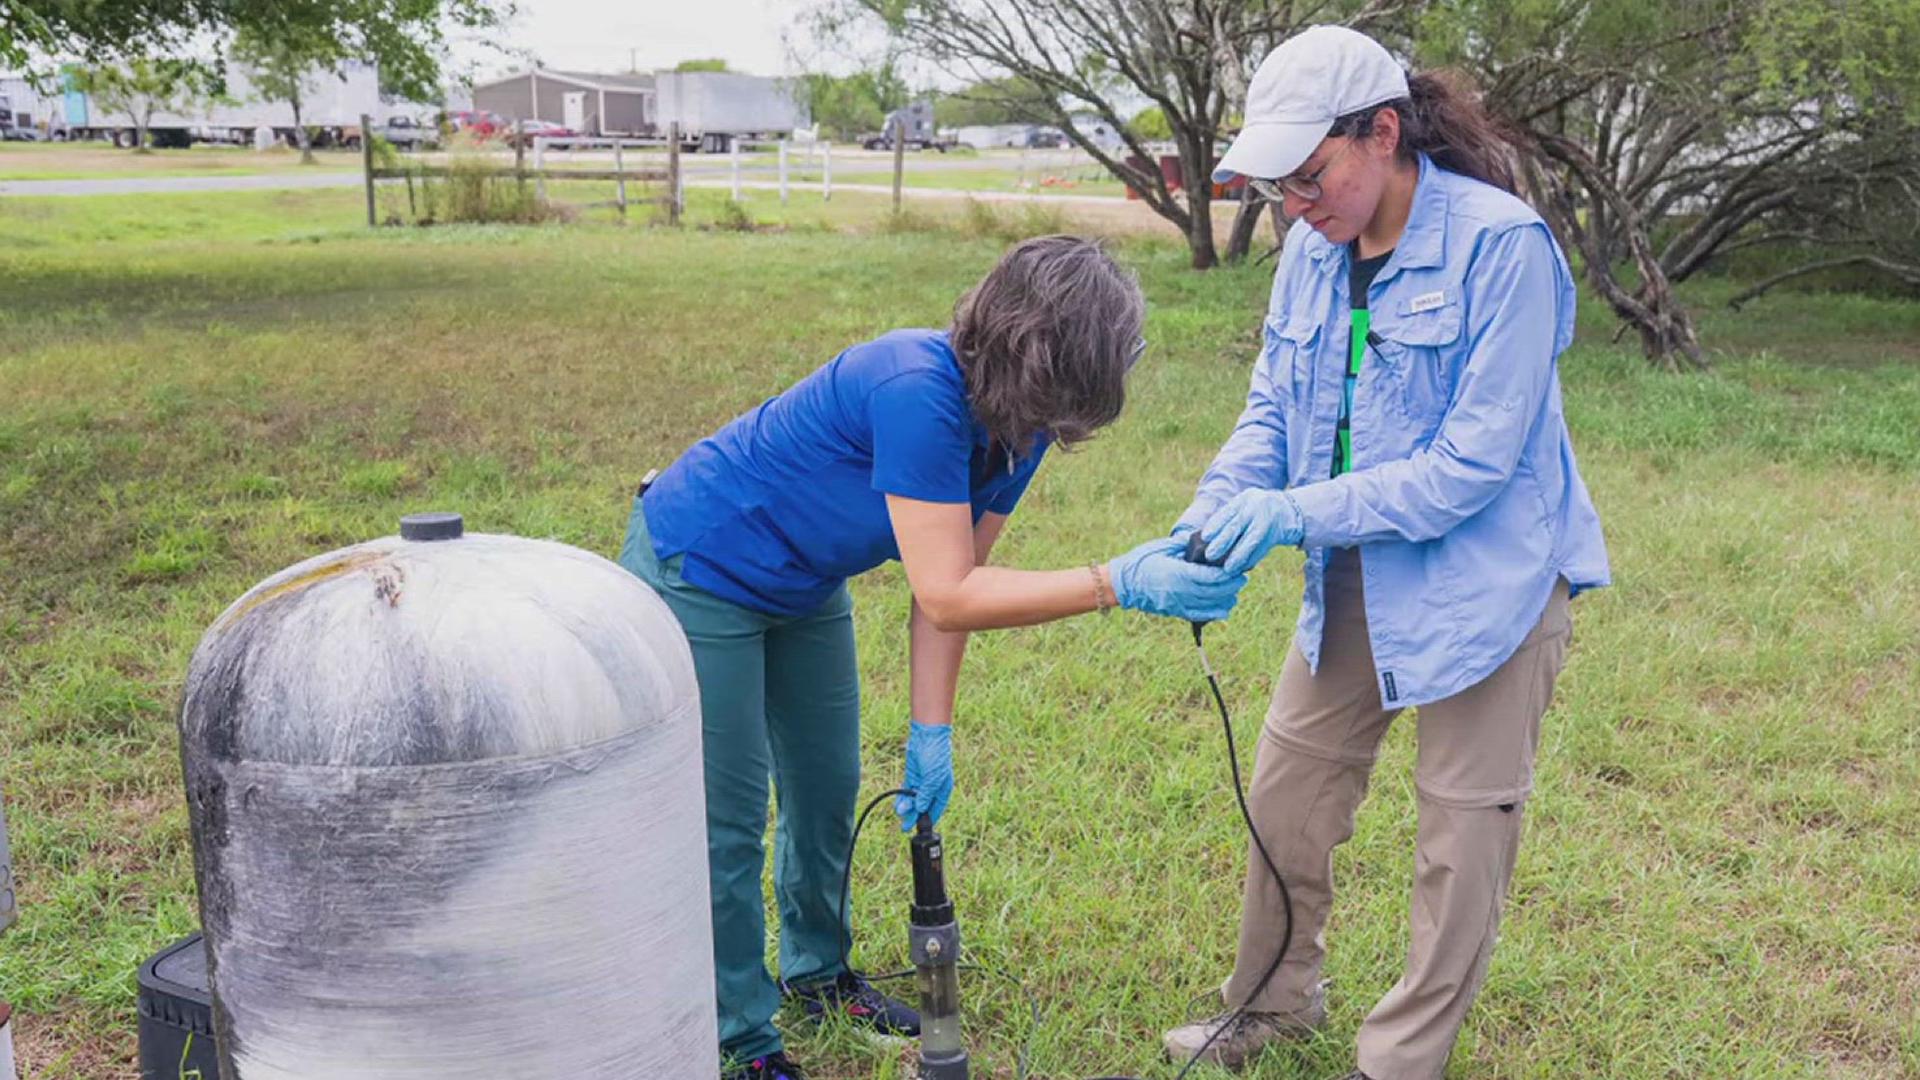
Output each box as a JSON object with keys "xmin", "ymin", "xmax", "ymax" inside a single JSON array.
[{"xmin": 1178, "ymin": 154, "xmax": 1610, "ymax": 708}]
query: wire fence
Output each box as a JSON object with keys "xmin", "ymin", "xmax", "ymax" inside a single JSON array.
[
  {"xmin": 361, "ymin": 116, "xmax": 683, "ymax": 226},
  {"xmin": 360, "ymin": 115, "xmax": 1151, "ymax": 229}
]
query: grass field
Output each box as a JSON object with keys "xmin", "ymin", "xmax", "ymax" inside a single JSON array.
[
  {"xmin": 2, "ymin": 183, "xmax": 1918, "ymax": 1080},
  {"xmin": 0, "ymin": 143, "xmax": 360, "ymax": 181}
]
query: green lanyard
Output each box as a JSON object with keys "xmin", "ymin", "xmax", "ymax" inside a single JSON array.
[{"xmin": 1335, "ymin": 308, "xmax": 1370, "ymax": 477}]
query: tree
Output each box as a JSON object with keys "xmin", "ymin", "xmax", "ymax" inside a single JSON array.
[
  {"xmin": 809, "ymin": 0, "xmax": 1407, "ymax": 270},
  {"xmin": 1430, "ymin": 0, "xmax": 1920, "ymax": 369},
  {"xmin": 1127, "ymin": 105, "xmax": 1170, "ymax": 142},
  {"xmin": 3, "ymin": 1, "xmax": 507, "ymax": 102},
  {"xmin": 231, "ymin": 29, "xmax": 339, "ymax": 164},
  {"xmin": 933, "ymin": 75, "xmax": 1055, "ymax": 127},
  {"xmin": 675, "ymin": 58, "xmax": 729, "ymax": 72},
  {"xmin": 71, "ymin": 58, "xmax": 213, "ymax": 151},
  {"xmin": 799, "ymin": 64, "xmax": 910, "ymax": 140}
]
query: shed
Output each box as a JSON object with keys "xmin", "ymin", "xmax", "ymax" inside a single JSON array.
[{"xmin": 470, "ymin": 69, "xmax": 655, "ymax": 136}]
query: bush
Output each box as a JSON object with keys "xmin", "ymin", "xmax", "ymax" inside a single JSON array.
[
  {"xmin": 379, "ymin": 133, "xmax": 564, "ymax": 227},
  {"xmin": 957, "ymin": 198, "xmax": 1068, "ymax": 243},
  {"xmin": 715, "ymin": 198, "xmax": 755, "ymax": 232}
]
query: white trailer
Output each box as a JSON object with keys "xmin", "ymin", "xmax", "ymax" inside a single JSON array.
[
  {"xmin": 654, "ymin": 71, "xmax": 806, "ymax": 152},
  {"xmin": 0, "ymin": 75, "xmax": 64, "ymax": 139},
  {"xmin": 57, "ymin": 60, "xmax": 393, "ymax": 148}
]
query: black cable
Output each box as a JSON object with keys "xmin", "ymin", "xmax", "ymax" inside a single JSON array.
[
  {"xmin": 1165, "ymin": 621, "xmax": 1295, "ymax": 1080},
  {"xmin": 836, "ymin": 788, "xmax": 915, "ymax": 986},
  {"xmin": 833, "ymin": 619, "xmax": 1297, "ymax": 1080},
  {"xmin": 836, "ymin": 788, "xmax": 1042, "ymax": 1078}
]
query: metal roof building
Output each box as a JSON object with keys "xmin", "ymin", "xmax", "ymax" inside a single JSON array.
[{"xmin": 470, "ymin": 68, "xmax": 655, "ymax": 136}]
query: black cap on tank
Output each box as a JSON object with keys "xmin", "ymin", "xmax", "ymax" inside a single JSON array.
[{"xmin": 400, "ymin": 512, "xmax": 464, "ymax": 541}]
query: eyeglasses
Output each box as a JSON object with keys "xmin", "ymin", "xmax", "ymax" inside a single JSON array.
[
  {"xmin": 1127, "ymin": 336, "xmax": 1148, "ymax": 369},
  {"xmin": 1248, "ymin": 138, "xmax": 1356, "ymax": 204}
]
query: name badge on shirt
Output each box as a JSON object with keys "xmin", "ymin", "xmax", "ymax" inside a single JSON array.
[{"xmin": 1408, "ymin": 290, "xmax": 1447, "ymax": 314}]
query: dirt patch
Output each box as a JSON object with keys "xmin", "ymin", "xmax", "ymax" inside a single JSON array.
[{"xmin": 12, "ymin": 1005, "xmax": 138, "ymax": 1080}]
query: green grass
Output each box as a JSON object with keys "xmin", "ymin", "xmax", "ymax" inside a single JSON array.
[
  {"xmin": 2, "ymin": 189, "xmax": 1918, "ymax": 1079},
  {"xmin": 0, "ymin": 143, "xmax": 361, "ymax": 181}
]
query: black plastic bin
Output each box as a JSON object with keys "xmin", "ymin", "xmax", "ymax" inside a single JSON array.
[{"xmin": 136, "ymin": 934, "xmax": 223, "ymax": 1080}]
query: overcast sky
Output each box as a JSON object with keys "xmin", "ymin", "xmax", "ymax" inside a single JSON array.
[{"xmin": 463, "ymin": 0, "xmax": 814, "ymax": 80}]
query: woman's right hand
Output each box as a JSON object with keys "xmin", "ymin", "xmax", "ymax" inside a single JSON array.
[
  {"xmin": 1200, "ymin": 488, "xmax": 1305, "ymax": 575},
  {"xmin": 1108, "ymin": 537, "xmax": 1249, "ymax": 622}
]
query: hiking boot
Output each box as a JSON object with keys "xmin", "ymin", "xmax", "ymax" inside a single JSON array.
[
  {"xmin": 784, "ymin": 971, "xmax": 921, "ymax": 1037},
  {"xmin": 1161, "ymin": 1000, "xmax": 1325, "ymax": 1071},
  {"xmin": 722, "ymin": 1050, "xmax": 806, "ymax": 1080}
]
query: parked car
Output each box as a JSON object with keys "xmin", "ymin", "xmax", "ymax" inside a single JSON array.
[
  {"xmin": 1, "ymin": 125, "xmax": 44, "ymax": 142},
  {"xmin": 507, "ymin": 119, "xmax": 578, "ymax": 148},
  {"xmin": 380, "ymin": 115, "xmax": 440, "ymax": 149}
]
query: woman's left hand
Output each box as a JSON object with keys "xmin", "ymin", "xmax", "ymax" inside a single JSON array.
[
  {"xmin": 895, "ymin": 720, "xmax": 954, "ymax": 831},
  {"xmin": 1201, "ymin": 488, "xmax": 1306, "ymax": 574}
]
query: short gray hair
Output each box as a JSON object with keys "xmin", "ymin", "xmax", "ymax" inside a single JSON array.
[{"xmin": 949, "ymin": 235, "xmax": 1144, "ymax": 454}]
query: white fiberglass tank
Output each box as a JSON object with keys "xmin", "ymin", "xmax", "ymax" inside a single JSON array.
[{"xmin": 178, "ymin": 512, "xmax": 717, "ymax": 1079}]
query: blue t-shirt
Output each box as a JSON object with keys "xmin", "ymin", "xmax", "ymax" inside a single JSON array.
[{"xmin": 642, "ymin": 329, "xmax": 1050, "ymax": 616}]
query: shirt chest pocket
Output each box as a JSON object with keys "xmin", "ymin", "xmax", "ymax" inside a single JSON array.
[
  {"xmin": 1261, "ymin": 314, "xmax": 1321, "ymax": 480},
  {"xmin": 1366, "ymin": 290, "xmax": 1463, "ymax": 438},
  {"xmin": 1262, "ymin": 313, "xmax": 1321, "ymax": 404}
]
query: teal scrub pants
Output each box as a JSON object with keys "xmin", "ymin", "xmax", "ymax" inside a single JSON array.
[{"xmin": 618, "ymin": 500, "xmax": 862, "ymax": 1063}]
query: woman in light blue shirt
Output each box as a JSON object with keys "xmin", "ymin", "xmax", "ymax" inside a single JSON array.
[{"xmin": 1157, "ymin": 27, "xmax": 1610, "ymax": 1080}]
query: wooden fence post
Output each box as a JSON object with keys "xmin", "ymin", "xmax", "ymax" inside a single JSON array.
[
  {"xmin": 778, "ymin": 140, "xmax": 788, "ymax": 205},
  {"xmin": 360, "ymin": 113, "xmax": 377, "ymax": 227},
  {"xmin": 514, "ymin": 119, "xmax": 527, "ymax": 200},
  {"xmin": 614, "ymin": 138, "xmax": 627, "ymax": 224},
  {"xmin": 891, "ymin": 115, "xmax": 905, "ymax": 212},
  {"xmin": 534, "ymin": 135, "xmax": 546, "ymax": 200},
  {"xmin": 823, "ymin": 140, "xmax": 831, "ymax": 201},
  {"xmin": 668, "ymin": 123, "xmax": 682, "ymax": 226},
  {"xmin": 730, "ymin": 136, "xmax": 742, "ymax": 201}
]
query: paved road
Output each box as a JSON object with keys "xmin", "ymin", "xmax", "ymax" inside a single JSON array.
[{"xmin": 0, "ymin": 170, "xmax": 1133, "ymax": 207}]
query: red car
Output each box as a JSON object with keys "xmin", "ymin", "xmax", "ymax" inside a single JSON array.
[
  {"xmin": 507, "ymin": 120, "xmax": 578, "ymax": 147},
  {"xmin": 448, "ymin": 109, "xmax": 508, "ymax": 140}
]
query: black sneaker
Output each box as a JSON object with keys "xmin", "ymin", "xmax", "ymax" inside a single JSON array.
[
  {"xmin": 722, "ymin": 1050, "xmax": 807, "ymax": 1080},
  {"xmin": 784, "ymin": 971, "xmax": 921, "ymax": 1037}
]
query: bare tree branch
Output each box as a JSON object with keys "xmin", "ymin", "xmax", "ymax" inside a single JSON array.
[{"xmin": 1728, "ymin": 255, "xmax": 1920, "ymax": 310}]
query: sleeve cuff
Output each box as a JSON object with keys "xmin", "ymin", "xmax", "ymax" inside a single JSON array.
[
  {"xmin": 1174, "ymin": 496, "xmax": 1220, "ymax": 535},
  {"xmin": 1282, "ymin": 481, "xmax": 1344, "ymax": 548},
  {"xmin": 873, "ymin": 480, "xmax": 971, "ymax": 505}
]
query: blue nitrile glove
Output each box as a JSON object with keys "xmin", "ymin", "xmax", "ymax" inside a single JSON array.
[
  {"xmin": 895, "ymin": 721, "xmax": 954, "ymax": 832},
  {"xmin": 1200, "ymin": 489, "xmax": 1306, "ymax": 575},
  {"xmin": 1107, "ymin": 536, "xmax": 1249, "ymax": 622}
]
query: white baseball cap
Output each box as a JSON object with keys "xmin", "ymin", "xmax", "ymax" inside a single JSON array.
[{"xmin": 1213, "ymin": 26, "xmax": 1410, "ymax": 184}]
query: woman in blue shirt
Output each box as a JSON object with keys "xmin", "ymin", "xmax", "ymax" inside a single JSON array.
[
  {"xmin": 620, "ymin": 235, "xmax": 1242, "ymax": 1080},
  {"xmin": 1154, "ymin": 28, "xmax": 1611, "ymax": 1080}
]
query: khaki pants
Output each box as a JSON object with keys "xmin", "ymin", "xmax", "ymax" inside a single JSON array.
[{"xmin": 1223, "ymin": 549, "xmax": 1572, "ymax": 1080}]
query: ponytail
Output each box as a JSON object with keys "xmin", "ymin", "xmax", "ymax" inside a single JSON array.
[{"xmin": 1330, "ymin": 69, "xmax": 1517, "ymax": 194}]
